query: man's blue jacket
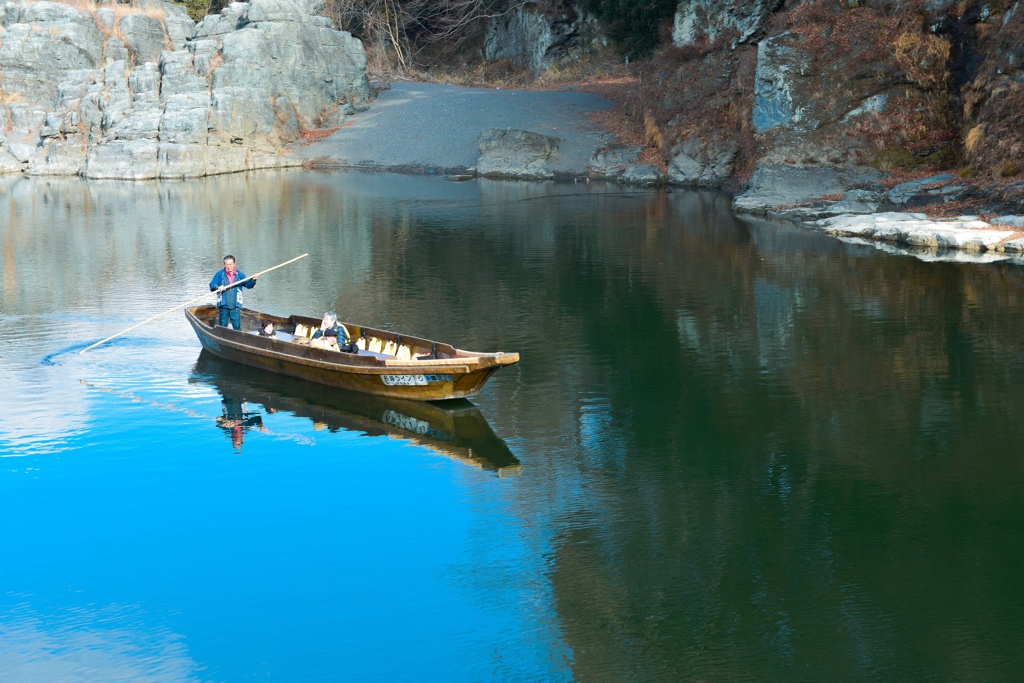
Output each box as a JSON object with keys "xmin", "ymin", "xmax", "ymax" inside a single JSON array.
[{"xmin": 209, "ymin": 269, "xmax": 255, "ymax": 309}]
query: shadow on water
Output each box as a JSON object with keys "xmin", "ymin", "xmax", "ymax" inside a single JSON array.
[{"xmin": 189, "ymin": 351, "xmax": 521, "ymax": 474}]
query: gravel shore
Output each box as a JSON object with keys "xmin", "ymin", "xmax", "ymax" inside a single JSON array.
[{"xmin": 296, "ymin": 82, "xmax": 615, "ymax": 176}]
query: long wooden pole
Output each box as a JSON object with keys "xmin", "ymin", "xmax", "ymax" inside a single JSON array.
[{"xmin": 79, "ymin": 253, "xmax": 309, "ymax": 355}]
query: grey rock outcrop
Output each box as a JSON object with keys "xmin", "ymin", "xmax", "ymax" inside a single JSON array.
[
  {"xmin": 992, "ymin": 215, "xmax": 1024, "ymax": 228},
  {"xmin": 733, "ymin": 165, "xmax": 885, "ymax": 214},
  {"xmin": 589, "ymin": 145, "xmax": 642, "ymax": 178},
  {"xmin": 620, "ymin": 163, "xmax": 664, "ymax": 186},
  {"xmin": 816, "ymin": 212, "xmax": 1013, "ymax": 253},
  {"xmin": 673, "ymin": 0, "xmax": 781, "ymax": 49},
  {"xmin": 0, "ymin": 0, "xmax": 370, "ymax": 179},
  {"xmin": 484, "ymin": 1, "xmax": 600, "ymax": 73},
  {"xmin": 668, "ymin": 135, "xmax": 738, "ymax": 186},
  {"xmin": 750, "ymin": 30, "xmax": 897, "ymax": 150},
  {"xmin": 887, "ymin": 174, "xmax": 966, "ymax": 207},
  {"xmin": 477, "ymin": 128, "xmax": 559, "ymax": 180}
]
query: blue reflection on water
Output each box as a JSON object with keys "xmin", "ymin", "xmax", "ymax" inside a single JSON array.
[
  {"xmin": 0, "ymin": 382, "xmax": 565, "ymax": 679},
  {"xmin": 1, "ymin": 354, "xmax": 566, "ymax": 682}
]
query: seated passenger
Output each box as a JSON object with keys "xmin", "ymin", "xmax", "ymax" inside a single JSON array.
[
  {"xmin": 258, "ymin": 320, "xmax": 276, "ymax": 337},
  {"xmin": 309, "ymin": 327, "xmax": 341, "ymax": 351},
  {"xmin": 311, "ymin": 311, "xmax": 350, "ymax": 345}
]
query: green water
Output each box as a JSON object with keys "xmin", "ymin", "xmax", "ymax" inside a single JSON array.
[{"xmin": 1, "ymin": 171, "xmax": 1022, "ymax": 681}]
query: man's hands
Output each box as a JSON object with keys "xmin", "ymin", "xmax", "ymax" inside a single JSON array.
[{"xmin": 216, "ymin": 274, "xmax": 256, "ymax": 294}]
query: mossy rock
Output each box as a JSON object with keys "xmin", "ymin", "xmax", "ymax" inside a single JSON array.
[{"xmin": 873, "ymin": 146, "xmax": 957, "ymax": 171}]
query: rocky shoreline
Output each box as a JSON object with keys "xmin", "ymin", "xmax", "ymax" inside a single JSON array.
[{"xmin": 729, "ymin": 165, "xmax": 1024, "ymax": 263}]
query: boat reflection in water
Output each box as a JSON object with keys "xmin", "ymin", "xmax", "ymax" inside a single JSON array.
[{"xmin": 191, "ymin": 352, "xmax": 521, "ymax": 475}]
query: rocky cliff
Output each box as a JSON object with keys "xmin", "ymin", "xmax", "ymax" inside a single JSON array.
[
  {"xmin": 0, "ymin": 0, "xmax": 369, "ymax": 179},
  {"xmin": 651, "ymin": 0, "xmax": 1024, "ymax": 212},
  {"xmin": 483, "ymin": 1, "xmax": 601, "ymax": 74}
]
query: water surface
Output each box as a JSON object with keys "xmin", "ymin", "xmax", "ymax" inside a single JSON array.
[{"xmin": 1, "ymin": 171, "xmax": 1022, "ymax": 681}]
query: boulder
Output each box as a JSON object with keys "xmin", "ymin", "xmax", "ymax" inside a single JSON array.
[
  {"xmin": 477, "ymin": 128, "xmax": 559, "ymax": 179},
  {"xmin": 620, "ymin": 164, "xmax": 664, "ymax": 186},
  {"xmin": 589, "ymin": 145, "xmax": 642, "ymax": 178},
  {"xmin": 667, "ymin": 136, "xmax": 738, "ymax": 186}
]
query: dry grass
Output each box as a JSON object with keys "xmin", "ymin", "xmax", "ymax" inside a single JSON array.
[
  {"xmin": 299, "ymin": 123, "xmax": 353, "ymax": 145},
  {"xmin": 958, "ymin": 3, "xmax": 1024, "ymax": 178},
  {"xmin": 965, "ymin": 124, "xmax": 984, "ymax": 154},
  {"xmin": 893, "ymin": 31, "xmax": 950, "ymax": 90},
  {"xmin": 572, "ymin": 74, "xmax": 665, "ymax": 168},
  {"xmin": 919, "ymin": 197, "xmax": 991, "ymax": 219},
  {"xmin": 382, "ymin": 45, "xmax": 631, "ymax": 91}
]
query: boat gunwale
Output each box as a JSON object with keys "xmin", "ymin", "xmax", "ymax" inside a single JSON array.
[{"xmin": 185, "ymin": 307, "xmax": 518, "ymax": 377}]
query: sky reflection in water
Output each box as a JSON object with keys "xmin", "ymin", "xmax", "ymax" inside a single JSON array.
[{"xmin": 1, "ymin": 171, "xmax": 1023, "ymax": 681}]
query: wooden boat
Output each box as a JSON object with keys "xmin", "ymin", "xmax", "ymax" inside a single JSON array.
[
  {"xmin": 185, "ymin": 305, "xmax": 519, "ymax": 401},
  {"xmin": 191, "ymin": 352, "xmax": 521, "ymax": 475}
]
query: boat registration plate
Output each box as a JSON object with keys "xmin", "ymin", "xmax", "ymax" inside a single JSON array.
[{"xmin": 381, "ymin": 374, "xmax": 453, "ymax": 386}]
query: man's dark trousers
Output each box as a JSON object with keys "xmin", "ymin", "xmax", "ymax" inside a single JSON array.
[{"xmin": 219, "ymin": 308, "xmax": 242, "ymax": 330}]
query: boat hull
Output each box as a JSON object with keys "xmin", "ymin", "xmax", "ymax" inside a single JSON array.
[{"xmin": 185, "ymin": 306, "xmax": 517, "ymax": 401}]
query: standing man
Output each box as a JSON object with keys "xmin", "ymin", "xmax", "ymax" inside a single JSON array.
[{"xmin": 210, "ymin": 255, "xmax": 258, "ymax": 330}]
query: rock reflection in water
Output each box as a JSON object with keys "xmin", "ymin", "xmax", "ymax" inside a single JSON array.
[{"xmin": 190, "ymin": 352, "xmax": 521, "ymax": 475}]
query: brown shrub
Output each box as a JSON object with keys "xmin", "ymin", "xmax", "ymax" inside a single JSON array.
[
  {"xmin": 893, "ymin": 31, "xmax": 950, "ymax": 89},
  {"xmin": 958, "ymin": 2, "xmax": 1024, "ymax": 177}
]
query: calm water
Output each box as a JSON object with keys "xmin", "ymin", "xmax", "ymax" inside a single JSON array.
[{"xmin": 1, "ymin": 171, "xmax": 1023, "ymax": 682}]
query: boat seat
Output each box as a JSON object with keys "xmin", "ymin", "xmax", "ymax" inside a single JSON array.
[{"xmin": 357, "ymin": 349, "xmax": 393, "ymax": 360}]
